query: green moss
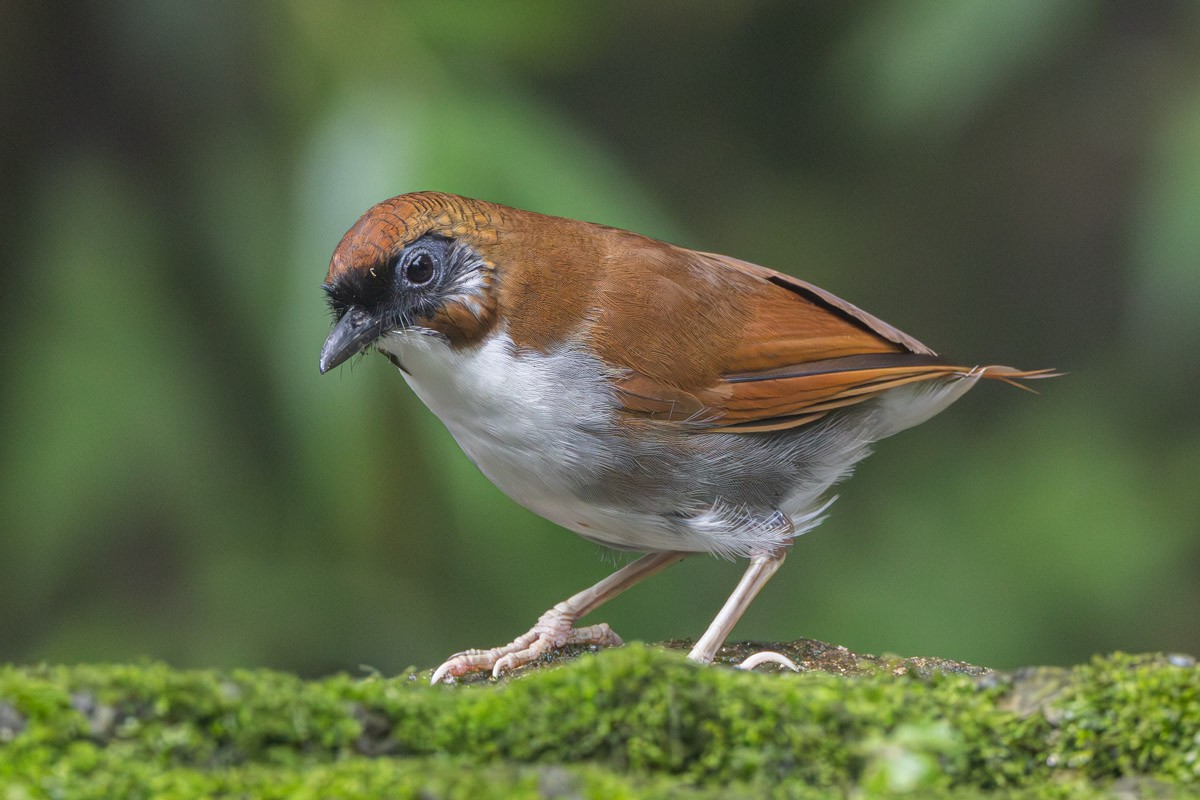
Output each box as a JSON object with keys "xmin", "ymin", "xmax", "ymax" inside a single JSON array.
[{"xmin": 0, "ymin": 646, "xmax": 1197, "ymax": 798}]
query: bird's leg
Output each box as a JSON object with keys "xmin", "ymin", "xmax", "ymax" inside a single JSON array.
[
  {"xmin": 688, "ymin": 549, "xmax": 794, "ymax": 668},
  {"xmin": 431, "ymin": 550, "xmax": 687, "ymax": 683}
]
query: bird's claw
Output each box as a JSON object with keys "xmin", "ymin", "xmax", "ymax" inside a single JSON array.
[
  {"xmin": 430, "ymin": 610, "xmax": 623, "ymax": 684},
  {"xmin": 736, "ymin": 650, "xmax": 801, "ymax": 672}
]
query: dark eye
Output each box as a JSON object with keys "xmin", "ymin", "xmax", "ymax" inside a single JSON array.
[{"xmin": 405, "ymin": 252, "xmax": 435, "ymax": 285}]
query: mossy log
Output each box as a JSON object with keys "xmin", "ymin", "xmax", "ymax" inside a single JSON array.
[{"xmin": 0, "ymin": 641, "xmax": 1197, "ymax": 798}]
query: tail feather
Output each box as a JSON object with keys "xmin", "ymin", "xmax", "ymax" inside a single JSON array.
[{"xmin": 972, "ymin": 365, "xmax": 1061, "ymax": 393}]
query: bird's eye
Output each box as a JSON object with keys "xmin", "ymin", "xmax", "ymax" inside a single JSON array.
[{"xmin": 405, "ymin": 252, "xmax": 435, "ymax": 285}]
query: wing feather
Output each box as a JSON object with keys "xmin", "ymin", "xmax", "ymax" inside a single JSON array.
[{"xmin": 591, "ymin": 243, "xmax": 1049, "ymax": 432}]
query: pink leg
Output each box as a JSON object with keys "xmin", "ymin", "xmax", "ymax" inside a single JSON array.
[
  {"xmin": 431, "ymin": 550, "xmax": 687, "ymax": 683},
  {"xmin": 687, "ymin": 550, "xmax": 788, "ymax": 665}
]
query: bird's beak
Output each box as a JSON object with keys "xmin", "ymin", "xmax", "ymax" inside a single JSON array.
[{"xmin": 319, "ymin": 307, "xmax": 383, "ymax": 374}]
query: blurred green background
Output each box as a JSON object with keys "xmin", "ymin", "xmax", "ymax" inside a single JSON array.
[{"xmin": 2, "ymin": 1, "xmax": 1198, "ymax": 676}]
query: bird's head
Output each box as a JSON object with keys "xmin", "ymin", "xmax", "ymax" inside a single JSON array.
[{"xmin": 318, "ymin": 192, "xmax": 506, "ymax": 373}]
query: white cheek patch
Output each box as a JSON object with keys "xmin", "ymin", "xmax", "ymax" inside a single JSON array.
[{"xmin": 443, "ymin": 240, "xmax": 490, "ymax": 309}]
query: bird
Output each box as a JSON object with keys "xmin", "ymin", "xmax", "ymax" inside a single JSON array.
[{"xmin": 318, "ymin": 191, "xmax": 1052, "ymax": 683}]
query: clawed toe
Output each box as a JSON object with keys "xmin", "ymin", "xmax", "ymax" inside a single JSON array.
[
  {"xmin": 736, "ymin": 650, "xmax": 801, "ymax": 672},
  {"xmin": 430, "ymin": 648, "xmax": 510, "ymax": 685},
  {"xmin": 430, "ymin": 618, "xmax": 624, "ymax": 684}
]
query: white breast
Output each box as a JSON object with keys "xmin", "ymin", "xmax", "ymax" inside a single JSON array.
[{"xmin": 377, "ymin": 329, "xmax": 624, "ymax": 531}]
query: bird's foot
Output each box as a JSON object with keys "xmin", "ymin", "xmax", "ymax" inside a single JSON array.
[
  {"xmin": 736, "ymin": 650, "xmax": 800, "ymax": 672},
  {"xmin": 430, "ymin": 606, "xmax": 623, "ymax": 684}
]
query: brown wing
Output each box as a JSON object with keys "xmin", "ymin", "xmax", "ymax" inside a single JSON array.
[{"xmin": 588, "ymin": 244, "xmax": 1042, "ymax": 433}]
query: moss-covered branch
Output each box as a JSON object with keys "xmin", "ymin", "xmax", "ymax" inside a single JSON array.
[{"xmin": 0, "ymin": 644, "xmax": 1197, "ymax": 798}]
